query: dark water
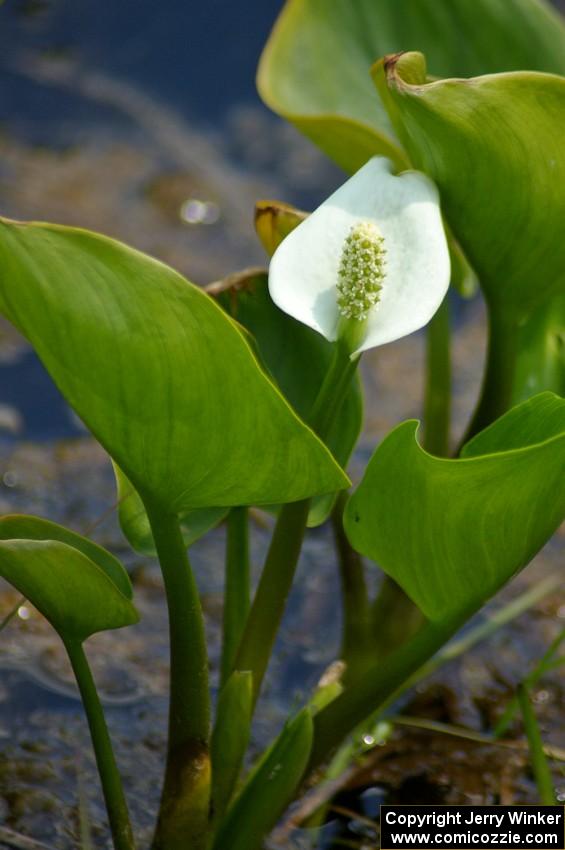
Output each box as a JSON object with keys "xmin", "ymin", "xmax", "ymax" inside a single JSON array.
[
  {"xmin": 0, "ymin": 0, "xmax": 283, "ymax": 137},
  {"xmin": 1, "ymin": 0, "xmax": 264, "ymax": 439},
  {"xmin": 0, "ymin": 0, "xmax": 335, "ymax": 443},
  {"xmin": 0, "ymin": 351, "xmax": 82, "ymax": 440}
]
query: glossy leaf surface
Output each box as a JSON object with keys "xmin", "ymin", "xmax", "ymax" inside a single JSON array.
[
  {"xmin": 345, "ymin": 394, "xmax": 565, "ymax": 621},
  {"xmin": 113, "ymin": 465, "xmax": 227, "ymax": 555},
  {"xmin": 212, "ymin": 708, "xmax": 313, "ymax": 850},
  {"xmin": 209, "ymin": 272, "xmax": 362, "ymax": 525},
  {"xmin": 259, "ymin": 0, "xmax": 565, "ymax": 172},
  {"xmin": 0, "ymin": 515, "xmax": 138, "ymax": 641},
  {"xmin": 0, "ymin": 514, "xmax": 133, "ymax": 599},
  {"xmin": 376, "ymin": 54, "xmax": 565, "ymax": 322},
  {"xmin": 0, "ymin": 219, "xmax": 348, "ymax": 512}
]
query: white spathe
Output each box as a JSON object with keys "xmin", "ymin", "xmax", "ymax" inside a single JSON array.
[{"xmin": 268, "ymin": 157, "xmax": 451, "ymax": 354}]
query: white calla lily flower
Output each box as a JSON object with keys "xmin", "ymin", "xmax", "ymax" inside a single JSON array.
[{"xmin": 268, "ymin": 157, "xmax": 451, "ymax": 355}]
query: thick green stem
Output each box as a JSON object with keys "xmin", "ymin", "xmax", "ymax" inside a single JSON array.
[
  {"xmin": 309, "ymin": 341, "xmax": 359, "ymax": 437},
  {"xmin": 145, "ymin": 502, "xmax": 211, "ymax": 850},
  {"xmin": 233, "ymin": 498, "xmax": 310, "ymax": 704},
  {"xmin": 308, "ymin": 578, "xmax": 561, "ymax": 777},
  {"xmin": 309, "ymin": 608, "xmax": 471, "ymax": 770},
  {"xmin": 370, "ymin": 576, "xmax": 425, "ymax": 658},
  {"xmin": 65, "ymin": 640, "xmax": 135, "ymax": 850},
  {"xmin": 331, "ymin": 491, "xmax": 371, "ymax": 679},
  {"xmin": 220, "ymin": 507, "xmax": 250, "ymax": 688},
  {"xmin": 462, "ymin": 304, "xmax": 519, "ymax": 445},
  {"xmin": 234, "ymin": 341, "xmax": 359, "ymax": 705},
  {"xmin": 423, "ymin": 295, "xmax": 451, "ymax": 457}
]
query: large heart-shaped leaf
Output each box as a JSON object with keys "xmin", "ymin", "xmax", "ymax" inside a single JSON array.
[
  {"xmin": 0, "ymin": 515, "xmax": 138, "ymax": 641},
  {"xmin": 0, "ymin": 219, "xmax": 348, "ymax": 512},
  {"xmin": 344, "ymin": 393, "xmax": 565, "ymax": 622},
  {"xmin": 208, "ymin": 272, "xmax": 363, "ymax": 525},
  {"xmin": 258, "ymin": 0, "xmax": 565, "ymax": 173},
  {"xmin": 374, "ymin": 53, "xmax": 565, "ymax": 323}
]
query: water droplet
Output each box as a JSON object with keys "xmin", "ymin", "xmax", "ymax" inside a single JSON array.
[
  {"xmin": 180, "ymin": 198, "xmax": 220, "ymax": 225},
  {"xmin": 533, "ymin": 689, "xmax": 550, "ymax": 704},
  {"xmin": 2, "ymin": 471, "xmax": 18, "ymax": 488},
  {"xmin": 18, "ymin": 606, "xmax": 31, "ymax": 620}
]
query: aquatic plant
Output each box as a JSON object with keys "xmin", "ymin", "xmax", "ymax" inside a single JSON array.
[{"xmin": 0, "ymin": 1, "xmax": 564, "ymax": 848}]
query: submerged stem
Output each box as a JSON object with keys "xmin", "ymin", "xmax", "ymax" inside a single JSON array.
[
  {"xmin": 65, "ymin": 640, "xmax": 135, "ymax": 850},
  {"xmin": 145, "ymin": 502, "xmax": 210, "ymax": 850}
]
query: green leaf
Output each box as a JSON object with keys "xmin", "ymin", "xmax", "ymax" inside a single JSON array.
[
  {"xmin": 344, "ymin": 393, "xmax": 565, "ymax": 622},
  {"xmin": 375, "ymin": 53, "xmax": 565, "ymax": 323},
  {"xmin": 212, "ymin": 708, "xmax": 313, "ymax": 850},
  {"xmin": 113, "ymin": 464, "xmax": 227, "ymax": 556},
  {"xmin": 211, "ymin": 671, "xmax": 253, "ymax": 826},
  {"xmin": 208, "ymin": 272, "xmax": 363, "ymax": 526},
  {"xmin": 0, "ymin": 516, "xmax": 138, "ymax": 641},
  {"xmin": 258, "ymin": 0, "xmax": 565, "ymax": 173},
  {"xmin": 0, "ymin": 219, "xmax": 348, "ymax": 512},
  {"xmin": 460, "ymin": 391, "xmax": 565, "ymax": 456},
  {"xmin": 0, "ymin": 514, "xmax": 133, "ymax": 599}
]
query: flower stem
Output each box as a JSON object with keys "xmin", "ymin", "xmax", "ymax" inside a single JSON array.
[
  {"xmin": 220, "ymin": 507, "xmax": 250, "ymax": 689},
  {"xmin": 234, "ymin": 341, "xmax": 358, "ymax": 705},
  {"xmin": 309, "ymin": 340, "xmax": 360, "ymax": 436},
  {"xmin": 462, "ymin": 304, "xmax": 518, "ymax": 445},
  {"xmin": 64, "ymin": 640, "xmax": 135, "ymax": 850},
  {"xmin": 144, "ymin": 502, "xmax": 211, "ymax": 850},
  {"xmin": 423, "ymin": 294, "xmax": 451, "ymax": 456}
]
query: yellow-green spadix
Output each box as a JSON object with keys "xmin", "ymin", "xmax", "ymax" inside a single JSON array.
[{"xmin": 268, "ymin": 157, "xmax": 450, "ymax": 355}]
